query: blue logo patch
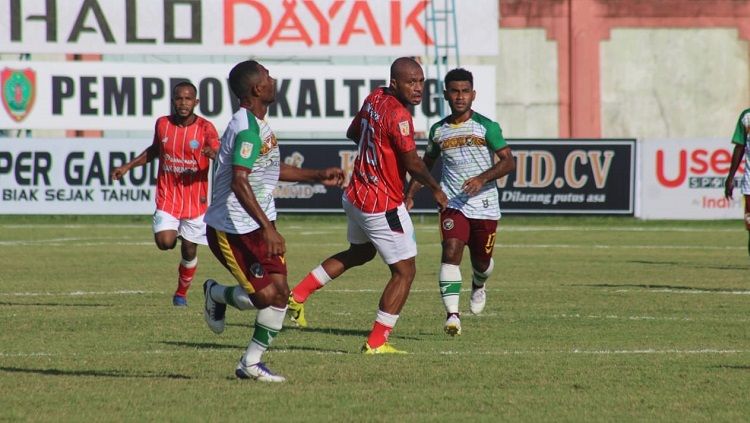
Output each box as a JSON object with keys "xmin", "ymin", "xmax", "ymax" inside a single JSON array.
[{"xmin": 189, "ymin": 139, "xmax": 200, "ymax": 149}]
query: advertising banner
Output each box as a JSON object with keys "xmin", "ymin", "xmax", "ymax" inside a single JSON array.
[
  {"xmin": 0, "ymin": 0, "xmax": 498, "ymax": 56},
  {"xmin": 0, "ymin": 138, "xmax": 351, "ymax": 214},
  {"xmin": 494, "ymin": 139, "xmax": 635, "ymax": 215},
  {"xmin": 0, "ymin": 138, "xmax": 158, "ymax": 214},
  {"xmin": 640, "ymin": 138, "xmax": 742, "ymax": 219},
  {"xmin": 0, "ymin": 138, "xmax": 636, "ymax": 215},
  {"xmin": 0, "ymin": 61, "xmax": 496, "ymax": 134}
]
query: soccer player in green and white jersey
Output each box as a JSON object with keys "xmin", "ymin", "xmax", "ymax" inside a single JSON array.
[
  {"xmin": 405, "ymin": 68, "xmax": 515, "ymax": 336},
  {"xmin": 201, "ymin": 60, "xmax": 343, "ymax": 382},
  {"xmin": 724, "ymin": 107, "xmax": 750, "ymax": 256}
]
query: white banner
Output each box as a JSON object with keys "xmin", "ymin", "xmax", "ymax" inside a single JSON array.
[
  {"xmin": 0, "ymin": 0, "xmax": 498, "ymax": 56},
  {"xmin": 0, "ymin": 138, "xmax": 157, "ymax": 214},
  {"xmin": 640, "ymin": 138, "xmax": 743, "ymax": 219},
  {"xmin": 0, "ymin": 61, "xmax": 496, "ymax": 133}
]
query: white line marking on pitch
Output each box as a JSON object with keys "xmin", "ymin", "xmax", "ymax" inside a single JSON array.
[{"xmin": 614, "ymin": 288, "xmax": 750, "ymax": 295}]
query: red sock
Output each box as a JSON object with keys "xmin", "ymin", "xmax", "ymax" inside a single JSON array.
[
  {"xmin": 366, "ymin": 321, "xmax": 393, "ymax": 349},
  {"xmin": 175, "ymin": 263, "xmax": 197, "ymax": 297},
  {"xmin": 291, "ymin": 272, "xmax": 324, "ymax": 303}
]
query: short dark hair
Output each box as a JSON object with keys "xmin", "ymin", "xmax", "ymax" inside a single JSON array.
[
  {"xmin": 229, "ymin": 60, "xmax": 261, "ymax": 99},
  {"xmin": 172, "ymin": 81, "xmax": 197, "ymax": 96},
  {"xmin": 444, "ymin": 68, "xmax": 473, "ymax": 88}
]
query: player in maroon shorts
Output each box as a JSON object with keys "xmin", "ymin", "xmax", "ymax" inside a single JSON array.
[
  {"xmin": 405, "ymin": 67, "xmax": 515, "ymax": 335},
  {"xmin": 287, "ymin": 57, "xmax": 448, "ymax": 354},
  {"xmin": 111, "ymin": 81, "xmax": 219, "ymax": 307}
]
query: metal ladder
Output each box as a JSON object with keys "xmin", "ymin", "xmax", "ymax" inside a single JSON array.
[{"xmin": 424, "ymin": 0, "xmax": 460, "ymax": 119}]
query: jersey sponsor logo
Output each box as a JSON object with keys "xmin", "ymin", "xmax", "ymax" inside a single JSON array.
[
  {"xmin": 189, "ymin": 139, "xmax": 200, "ymax": 149},
  {"xmin": 240, "ymin": 142, "xmax": 254, "ymax": 159},
  {"xmin": 259, "ymin": 135, "xmax": 278, "ymax": 155},
  {"xmin": 442, "ymin": 218, "xmax": 454, "ymax": 231},
  {"xmin": 1, "ymin": 67, "xmax": 36, "ymax": 122},
  {"xmin": 250, "ymin": 262, "xmax": 265, "ymax": 279},
  {"xmin": 441, "ymin": 135, "xmax": 487, "ymax": 150},
  {"xmin": 399, "ymin": 120, "xmax": 410, "ymax": 136}
]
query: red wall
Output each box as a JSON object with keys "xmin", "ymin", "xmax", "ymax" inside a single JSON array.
[{"xmin": 500, "ymin": 0, "xmax": 750, "ymax": 137}]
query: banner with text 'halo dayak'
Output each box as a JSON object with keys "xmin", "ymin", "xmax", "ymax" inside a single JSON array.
[{"xmin": 0, "ymin": 0, "xmax": 498, "ymax": 56}]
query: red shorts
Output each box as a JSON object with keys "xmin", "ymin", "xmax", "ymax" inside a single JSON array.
[
  {"xmin": 207, "ymin": 225, "xmax": 287, "ymax": 294},
  {"xmin": 439, "ymin": 208, "xmax": 498, "ymax": 262}
]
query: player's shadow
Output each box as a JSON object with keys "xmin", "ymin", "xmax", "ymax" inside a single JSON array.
[
  {"xmin": 280, "ymin": 344, "xmax": 350, "ymax": 354},
  {"xmin": 0, "ymin": 366, "xmax": 190, "ymax": 379},
  {"xmin": 713, "ymin": 364, "xmax": 750, "ymax": 371},
  {"xmin": 161, "ymin": 340, "xmax": 240, "ymax": 350},
  {"xmin": 627, "ymin": 259, "xmax": 747, "ymax": 271},
  {"xmin": 163, "ymin": 339, "xmax": 350, "ymax": 354},
  {"xmin": 0, "ymin": 301, "xmax": 113, "ymax": 307},
  {"xmin": 282, "ymin": 326, "xmax": 370, "ymax": 337},
  {"xmin": 577, "ymin": 283, "xmax": 747, "ymax": 293},
  {"xmin": 284, "ymin": 326, "xmax": 422, "ymax": 342}
]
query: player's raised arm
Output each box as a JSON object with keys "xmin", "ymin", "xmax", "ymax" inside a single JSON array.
[
  {"xmin": 111, "ymin": 141, "xmax": 159, "ymax": 180},
  {"xmin": 279, "ymin": 164, "xmax": 344, "ymax": 187}
]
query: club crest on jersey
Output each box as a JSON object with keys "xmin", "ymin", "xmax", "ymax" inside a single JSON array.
[
  {"xmin": 399, "ymin": 121, "xmax": 410, "ymax": 136},
  {"xmin": 250, "ymin": 263, "xmax": 264, "ymax": 278},
  {"xmin": 161, "ymin": 137, "xmax": 168, "ymax": 144},
  {"xmin": 1, "ymin": 67, "xmax": 36, "ymax": 122},
  {"xmin": 442, "ymin": 218, "xmax": 455, "ymax": 231},
  {"xmin": 240, "ymin": 142, "xmax": 254, "ymax": 158},
  {"xmin": 189, "ymin": 139, "xmax": 200, "ymax": 149}
]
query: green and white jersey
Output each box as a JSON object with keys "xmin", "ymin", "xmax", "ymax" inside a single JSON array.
[
  {"xmin": 204, "ymin": 108, "xmax": 280, "ymax": 234},
  {"xmin": 425, "ymin": 111, "xmax": 507, "ymax": 219},
  {"xmin": 730, "ymin": 108, "xmax": 750, "ymax": 194}
]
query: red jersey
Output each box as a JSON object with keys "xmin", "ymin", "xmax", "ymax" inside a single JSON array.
[
  {"xmin": 344, "ymin": 88, "xmax": 416, "ymax": 213},
  {"xmin": 153, "ymin": 115, "xmax": 219, "ymax": 219}
]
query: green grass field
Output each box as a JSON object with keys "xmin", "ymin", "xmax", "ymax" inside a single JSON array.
[{"xmin": 0, "ymin": 215, "xmax": 748, "ymax": 422}]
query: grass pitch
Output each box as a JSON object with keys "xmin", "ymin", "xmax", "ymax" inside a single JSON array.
[{"xmin": 0, "ymin": 214, "xmax": 748, "ymax": 422}]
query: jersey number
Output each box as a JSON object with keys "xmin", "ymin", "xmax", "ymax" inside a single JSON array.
[
  {"xmin": 484, "ymin": 232, "xmax": 496, "ymax": 254},
  {"xmin": 357, "ymin": 119, "xmax": 378, "ymax": 166}
]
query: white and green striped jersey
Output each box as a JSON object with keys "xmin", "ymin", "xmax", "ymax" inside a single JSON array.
[
  {"xmin": 425, "ymin": 111, "xmax": 507, "ymax": 219},
  {"xmin": 204, "ymin": 108, "xmax": 280, "ymax": 234},
  {"xmin": 730, "ymin": 108, "xmax": 750, "ymax": 194}
]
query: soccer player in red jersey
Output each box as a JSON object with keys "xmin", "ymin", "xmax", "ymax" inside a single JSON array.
[
  {"xmin": 287, "ymin": 57, "xmax": 449, "ymax": 353},
  {"xmin": 111, "ymin": 81, "xmax": 219, "ymax": 307}
]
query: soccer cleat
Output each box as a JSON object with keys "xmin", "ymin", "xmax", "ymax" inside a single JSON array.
[
  {"xmin": 172, "ymin": 295, "xmax": 187, "ymax": 307},
  {"xmin": 203, "ymin": 279, "xmax": 226, "ymax": 334},
  {"xmin": 361, "ymin": 341, "xmax": 408, "ymax": 354},
  {"xmin": 469, "ymin": 285, "xmax": 487, "ymax": 315},
  {"xmin": 287, "ymin": 295, "xmax": 308, "ymax": 328},
  {"xmin": 235, "ymin": 360, "xmax": 286, "ymax": 382},
  {"xmin": 444, "ymin": 314, "xmax": 462, "ymax": 336}
]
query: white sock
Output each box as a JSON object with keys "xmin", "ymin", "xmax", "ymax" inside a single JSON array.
[
  {"xmin": 472, "ymin": 258, "xmax": 494, "ymax": 288},
  {"xmin": 181, "ymin": 257, "xmax": 198, "ymax": 268},
  {"xmin": 243, "ymin": 305, "xmax": 286, "ymax": 365},
  {"xmin": 311, "ymin": 265, "xmax": 333, "ymax": 286},
  {"xmin": 439, "ymin": 263, "xmax": 462, "ymax": 314}
]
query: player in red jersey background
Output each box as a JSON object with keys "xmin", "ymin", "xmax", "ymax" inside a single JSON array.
[
  {"xmin": 112, "ymin": 81, "xmax": 219, "ymax": 306},
  {"xmin": 288, "ymin": 57, "xmax": 448, "ymax": 353}
]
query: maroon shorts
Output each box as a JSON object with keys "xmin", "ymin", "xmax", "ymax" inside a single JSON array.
[
  {"xmin": 745, "ymin": 196, "xmax": 750, "ymax": 229},
  {"xmin": 439, "ymin": 208, "xmax": 498, "ymax": 262},
  {"xmin": 206, "ymin": 225, "xmax": 287, "ymax": 294}
]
